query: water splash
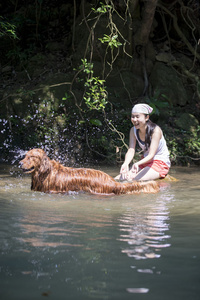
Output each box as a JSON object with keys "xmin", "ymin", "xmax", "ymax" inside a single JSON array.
[
  {"xmin": 0, "ymin": 100, "xmax": 119, "ymax": 165},
  {"xmin": 10, "ymin": 149, "xmax": 28, "ymax": 165}
]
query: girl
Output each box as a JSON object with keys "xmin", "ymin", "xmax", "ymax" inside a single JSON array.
[{"xmin": 117, "ymin": 103, "xmax": 171, "ymax": 181}]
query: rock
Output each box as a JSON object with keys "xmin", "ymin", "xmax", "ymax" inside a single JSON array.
[
  {"xmin": 175, "ymin": 113, "xmax": 199, "ymax": 132},
  {"xmin": 2, "ymin": 66, "xmax": 12, "ymax": 73},
  {"xmin": 46, "ymin": 42, "xmax": 64, "ymax": 52},
  {"xmin": 106, "ymin": 70, "xmax": 144, "ymax": 103},
  {"xmin": 156, "ymin": 52, "xmax": 176, "ymax": 63},
  {"xmin": 149, "ymin": 62, "xmax": 188, "ymax": 106}
]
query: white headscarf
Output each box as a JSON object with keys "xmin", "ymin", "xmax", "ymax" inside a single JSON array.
[{"xmin": 132, "ymin": 103, "xmax": 153, "ymax": 114}]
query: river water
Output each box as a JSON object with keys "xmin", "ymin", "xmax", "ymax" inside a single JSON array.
[{"xmin": 0, "ymin": 164, "xmax": 200, "ymax": 300}]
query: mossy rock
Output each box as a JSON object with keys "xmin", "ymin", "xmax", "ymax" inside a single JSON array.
[{"xmin": 175, "ymin": 113, "xmax": 199, "ymax": 132}]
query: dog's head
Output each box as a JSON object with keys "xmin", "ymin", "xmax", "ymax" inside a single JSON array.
[{"xmin": 20, "ymin": 148, "xmax": 50, "ymax": 174}]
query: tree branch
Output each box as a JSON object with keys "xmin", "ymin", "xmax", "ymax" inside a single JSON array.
[{"xmin": 157, "ymin": 2, "xmax": 200, "ymax": 61}]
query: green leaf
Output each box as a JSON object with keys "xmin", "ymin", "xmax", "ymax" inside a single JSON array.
[
  {"xmin": 89, "ymin": 119, "xmax": 102, "ymax": 126},
  {"xmin": 78, "ymin": 120, "xmax": 86, "ymax": 125}
]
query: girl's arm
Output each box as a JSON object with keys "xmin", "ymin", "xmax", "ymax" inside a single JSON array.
[{"xmin": 120, "ymin": 127, "xmax": 136, "ymax": 174}]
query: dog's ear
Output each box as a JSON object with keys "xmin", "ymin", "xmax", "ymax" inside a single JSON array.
[{"xmin": 39, "ymin": 154, "xmax": 51, "ymax": 174}]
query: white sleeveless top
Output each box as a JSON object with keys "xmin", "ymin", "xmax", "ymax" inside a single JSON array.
[{"xmin": 133, "ymin": 127, "xmax": 171, "ymax": 167}]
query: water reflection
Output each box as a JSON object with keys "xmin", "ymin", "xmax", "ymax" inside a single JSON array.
[
  {"xmin": 118, "ymin": 194, "xmax": 173, "ymax": 260},
  {"xmin": 9, "ymin": 197, "xmax": 114, "ymax": 251}
]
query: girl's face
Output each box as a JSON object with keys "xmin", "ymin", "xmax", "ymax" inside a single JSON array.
[{"xmin": 131, "ymin": 113, "xmax": 149, "ymax": 129}]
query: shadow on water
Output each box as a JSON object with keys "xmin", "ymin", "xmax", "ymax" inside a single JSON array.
[{"xmin": 0, "ymin": 164, "xmax": 200, "ymax": 300}]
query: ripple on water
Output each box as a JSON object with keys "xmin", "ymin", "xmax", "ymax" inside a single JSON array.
[
  {"xmin": 118, "ymin": 198, "xmax": 171, "ymax": 260},
  {"xmin": 126, "ymin": 288, "xmax": 149, "ymax": 294}
]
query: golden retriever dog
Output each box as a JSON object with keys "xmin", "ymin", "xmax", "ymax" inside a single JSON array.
[{"xmin": 20, "ymin": 149, "xmax": 159, "ymax": 194}]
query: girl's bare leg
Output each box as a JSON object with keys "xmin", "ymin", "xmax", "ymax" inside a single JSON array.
[{"xmin": 134, "ymin": 167, "xmax": 160, "ymax": 181}]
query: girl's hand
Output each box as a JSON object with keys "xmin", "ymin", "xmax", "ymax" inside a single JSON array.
[
  {"xmin": 131, "ymin": 163, "xmax": 139, "ymax": 174},
  {"xmin": 126, "ymin": 165, "xmax": 138, "ymax": 181},
  {"xmin": 120, "ymin": 163, "xmax": 129, "ymax": 180},
  {"xmin": 120, "ymin": 163, "xmax": 129, "ymax": 174}
]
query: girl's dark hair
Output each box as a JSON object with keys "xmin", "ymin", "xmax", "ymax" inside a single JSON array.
[{"xmin": 145, "ymin": 118, "xmax": 157, "ymax": 151}]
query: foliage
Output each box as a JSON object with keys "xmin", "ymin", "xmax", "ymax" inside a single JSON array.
[
  {"xmin": 145, "ymin": 90, "xmax": 170, "ymax": 115},
  {"xmin": 99, "ymin": 34, "xmax": 122, "ymax": 49},
  {"xmin": 6, "ymin": 45, "xmax": 35, "ymax": 65},
  {"xmin": 184, "ymin": 126, "xmax": 200, "ymax": 157},
  {"xmin": 84, "ymin": 76, "xmax": 108, "ymax": 111},
  {"xmin": 165, "ymin": 137, "xmax": 179, "ymax": 164},
  {"xmin": 165, "ymin": 125, "xmax": 200, "ymax": 165},
  {"xmin": 76, "ymin": 58, "xmax": 108, "ymax": 111},
  {"xmin": 92, "ymin": 2, "xmax": 112, "ymax": 14},
  {"xmin": 0, "ymin": 16, "xmax": 18, "ymax": 39}
]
